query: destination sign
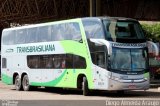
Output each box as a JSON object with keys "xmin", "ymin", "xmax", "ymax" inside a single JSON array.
[{"xmin": 112, "ymin": 43, "xmax": 146, "ymax": 48}]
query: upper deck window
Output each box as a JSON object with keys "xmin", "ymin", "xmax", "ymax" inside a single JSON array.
[
  {"xmin": 2, "ymin": 22, "xmax": 82, "ymax": 45},
  {"xmin": 103, "ymin": 20, "xmax": 146, "ymax": 42},
  {"xmin": 82, "ymin": 20, "xmax": 105, "ymax": 39}
]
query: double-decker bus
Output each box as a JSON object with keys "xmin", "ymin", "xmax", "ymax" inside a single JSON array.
[{"xmin": 1, "ymin": 17, "xmax": 157, "ymax": 96}]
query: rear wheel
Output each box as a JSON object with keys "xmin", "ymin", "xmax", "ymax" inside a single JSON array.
[
  {"xmin": 15, "ymin": 75, "xmax": 22, "ymax": 91},
  {"xmin": 22, "ymin": 75, "xmax": 30, "ymax": 91},
  {"xmin": 82, "ymin": 77, "xmax": 89, "ymax": 96}
]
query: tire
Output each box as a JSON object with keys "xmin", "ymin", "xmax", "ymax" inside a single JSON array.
[
  {"xmin": 22, "ymin": 75, "xmax": 30, "ymax": 91},
  {"xmin": 82, "ymin": 77, "xmax": 89, "ymax": 96},
  {"xmin": 15, "ymin": 75, "xmax": 22, "ymax": 91}
]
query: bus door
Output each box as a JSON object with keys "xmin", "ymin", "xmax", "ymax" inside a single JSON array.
[
  {"xmin": 91, "ymin": 51, "xmax": 107, "ymax": 88},
  {"xmin": 2, "ymin": 56, "xmax": 13, "ymax": 84},
  {"xmin": 1, "ymin": 57, "xmax": 7, "ymax": 80}
]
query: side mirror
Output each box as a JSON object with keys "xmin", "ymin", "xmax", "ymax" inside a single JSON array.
[{"xmin": 147, "ymin": 41, "xmax": 159, "ymax": 56}]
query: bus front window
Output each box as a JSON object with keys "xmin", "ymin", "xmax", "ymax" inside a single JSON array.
[
  {"xmin": 131, "ymin": 49, "xmax": 147, "ymax": 71},
  {"xmin": 111, "ymin": 48, "xmax": 147, "ymax": 72},
  {"xmin": 103, "ymin": 20, "xmax": 146, "ymax": 42}
]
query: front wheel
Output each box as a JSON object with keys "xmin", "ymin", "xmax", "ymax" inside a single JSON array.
[
  {"xmin": 82, "ymin": 77, "xmax": 90, "ymax": 96},
  {"xmin": 22, "ymin": 75, "xmax": 30, "ymax": 91},
  {"xmin": 15, "ymin": 75, "xmax": 22, "ymax": 91}
]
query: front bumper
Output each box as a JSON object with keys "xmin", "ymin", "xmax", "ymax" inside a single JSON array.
[{"xmin": 107, "ymin": 78, "xmax": 150, "ymax": 91}]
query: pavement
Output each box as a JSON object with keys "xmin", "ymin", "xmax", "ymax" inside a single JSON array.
[{"xmin": 0, "ymin": 81, "xmax": 160, "ymax": 101}]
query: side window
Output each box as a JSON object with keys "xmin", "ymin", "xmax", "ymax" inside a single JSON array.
[
  {"xmin": 73, "ymin": 55, "xmax": 86, "ymax": 69},
  {"xmin": 2, "ymin": 31, "xmax": 9, "ymax": 45},
  {"xmin": 96, "ymin": 52, "xmax": 105, "ymax": 68},
  {"xmin": 65, "ymin": 54, "xmax": 73, "ymax": 68},
  {"xmin": 27, "ymin": 56, "xmax": 40, "ymax": 68},
  {"xmin": 51, "ymin": 24, "xmax": 62, "ymax": 41},
  {"xmin": 40, "ymin": 55, "xmax": 54, "ymax": 68},
  {"xmin": 16, "ymin": 29, "xmax": 27, "ymax": 44},
  {"xmin": 52, "ymin": 55, "xmax": 63, "ymax": 69},
  {"xmin": 91, "ymin": 52, "xmax": 106, "ymax": 68},
  {"xmin": 2, "ymin": 58, "xmax": 7, "ymax": 68},
  {"xmin": 3, "ymin": 30, "xmax": 16, "ymax": 45},
  {"xmin": 27, "ymin": 27, "xmax": 38, "ymax": 43},
  {"xmin": 82, "ymin": 20, "xmax": 105, "ymax": 39},
  {"xmin": 51, "ymin": 23, "xmax": 82, "ymax": 42},
  {"xmin": 27, "ymin": 54, "xmax": 86, "ymax": 69},
  {"xmin": 68, "ymin": 23, "xmax": 82, "ymax": 41},
  {"xmin": 37, "ymin": 26, "xmax": 49, "ymax": 42}
]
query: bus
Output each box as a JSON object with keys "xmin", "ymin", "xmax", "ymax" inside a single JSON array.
[{"xmin": 1, "ymin": 17, "xmax": 158, "ymax": 96}]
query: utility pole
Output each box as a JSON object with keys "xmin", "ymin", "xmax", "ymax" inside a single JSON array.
[
  {"xmin": 96, "ymin": 0, "xmax": 101, "ymax": 16},
  {"xmin": 89, "ymin": 0, "xmax": 101, "ymax": 17}
]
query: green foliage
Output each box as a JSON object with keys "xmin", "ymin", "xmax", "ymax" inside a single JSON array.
[{"xmin": 141, "ymin": 23, "xmax": 160, "ymax": 42}]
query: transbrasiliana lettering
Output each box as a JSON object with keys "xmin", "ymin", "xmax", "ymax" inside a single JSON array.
[{"xmin": 17, "ymin": 44, "xmax": 55, "ymax": 53}]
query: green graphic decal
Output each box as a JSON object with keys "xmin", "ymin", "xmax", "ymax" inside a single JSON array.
[
  {"xmin": 17, "ymin": 44, "xmax": 55, "ymax": 53},
  {"xmin": 1, "ymin": 74, "xmax": 13, "ymax": 85},
  {"xmin": 60, "ymin": 20, "xmax": 93, "ymax": 89},
  {"xmin": 144, "ymin": 72, "xmax": 149, "ymax": 78},
  {"xmin": 31, "ymin": 70, "xmax": 67, "ymax": 86}
]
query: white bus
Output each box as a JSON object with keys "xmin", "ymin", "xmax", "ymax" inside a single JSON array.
[{"xmin": 1, "ymin": 17, "xmax": 157, "ymax": 96}]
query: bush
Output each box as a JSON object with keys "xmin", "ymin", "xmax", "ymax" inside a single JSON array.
[{"xmin": 141, "ymin": 23, "xmax": 160, "ymax": 42}]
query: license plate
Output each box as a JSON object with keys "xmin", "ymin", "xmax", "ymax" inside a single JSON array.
[{"xmin": 128, "ymin": 85, "xmax": 136, "ymax": 89}]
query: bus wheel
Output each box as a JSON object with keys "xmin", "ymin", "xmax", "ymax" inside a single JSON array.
[
  {"xmin": 15, "ymin": 75, "xmax": 22, "ymax": 91},
  {"xmin": 22, "ymin": 75, "xmax": 30, "ymax": 91},
  {"xmin": 82, "ymin": 77, "xmax": 89, "ymax": 96}
]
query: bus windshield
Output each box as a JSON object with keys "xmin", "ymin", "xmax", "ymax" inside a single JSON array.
[
  {"xmin": 103, "ymin": 20, "xmax": 145, "ymax": 42},
  {"xmin": 111, "ymin": 48, "xmax": 147, "ymax": 72}
]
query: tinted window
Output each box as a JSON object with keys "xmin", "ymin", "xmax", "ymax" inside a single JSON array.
[
  {"xmin": 27, "ymin": 56, "xmax": 40, "ymax": 68},
  {"xmin": 73, "ymin": 55, "xmax": 87, "ymax": 68},
  {"xmin": 103, "ymin": 20, "xmax": 145, "ymax": 40},
  {"xmin": 2, "ymin": 58, "xmax": 7, "ymax": 68},
  {"xmin": 27, "ymin": 54, "xmax": 86, "ymax": 69},
  {"xmin": 91, "ymin": 52, "xmax": 106, "ymax": 68}
]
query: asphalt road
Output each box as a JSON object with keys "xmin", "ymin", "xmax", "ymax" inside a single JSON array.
[{"xmin": 0, "ymin": 81, "xmax": 160, "ymax": 106}]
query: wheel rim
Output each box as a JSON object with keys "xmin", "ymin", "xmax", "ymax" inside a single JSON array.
[
  {"xmin": 82, "ymin": 81, "xmax": 84, "ymax": 90},
  {"xmin": 15, "ymin": 77, "xmax": 20, "ymax": 89},
  {"xmin": 23, "ymin": 77, "xmax": 29, "ymax": 90}
]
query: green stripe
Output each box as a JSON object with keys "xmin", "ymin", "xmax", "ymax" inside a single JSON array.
[
  {"xmin": 1, "ymin": 74, "xmax": 13, "ymax": 85},
  {"xmin": 31, "ymin": 70, "xmax": 67, "ymax": 86},
  {"xmin": 144, "ymin": 72, "xmax": 149, "ymax": 78}
]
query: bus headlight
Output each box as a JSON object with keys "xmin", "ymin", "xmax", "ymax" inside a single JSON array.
[
  {"xmin": 111, "ymin": 76, "xmax": 120, "ymax": 81},
  {"xmin": 144, "ymin": 78, "xmax": 148, "ymax": 81}
]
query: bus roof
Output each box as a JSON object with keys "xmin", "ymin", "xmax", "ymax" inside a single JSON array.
[
  {"xmin": 2, "ymin": 17, "xmax": 138, "ymax": 31},
  {"xmin": 82, "ymin": 17, "xmax": 138, "ymax": 22},
  {"xmin": 2, "ymin": 18, "xmax": 82, "ymax": 31}
]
